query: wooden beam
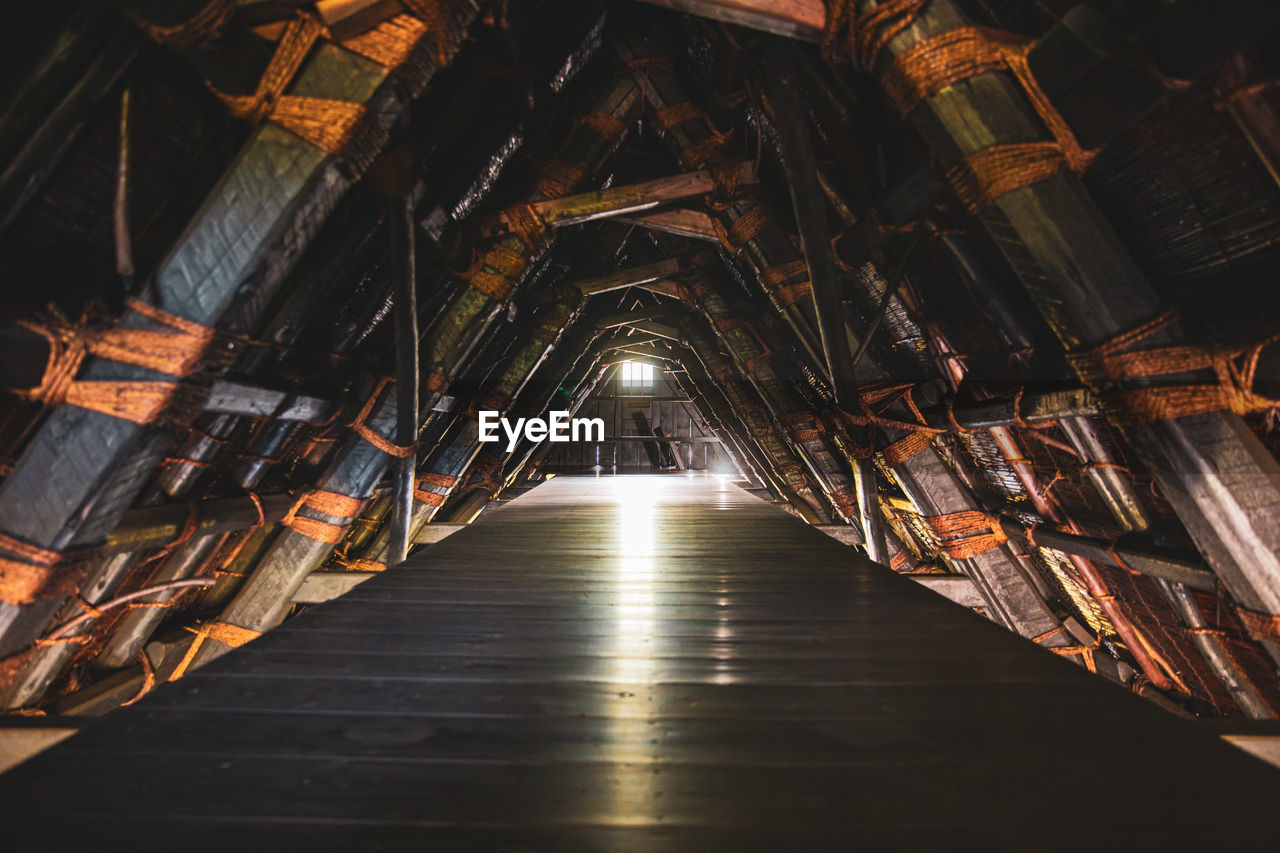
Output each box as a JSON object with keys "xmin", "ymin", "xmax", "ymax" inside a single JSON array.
[
  {"xmin": 911, "ymin": 575, "xmax": 987, "ymax": 609},
  {"xmin": 630, "ymin": 0, "xmax": 825, "ymax": 40},
  {"xmin": 601, "ymin": 337, "xmax": 662, "ymax": 353},
  {"xmin": 293, "ymin": 571, "xmax": 378, "ymax": 604},
  {"xmin": 0, "ymin": 0, "xmax": 482, "ymax": 677},
  {"xmin": 576, "ymin": 258, "xmax": 682, "ymax": 295},
  {"xmin": 616, "ymin": 208, "xmax": 721, "ymax": 241},
  {"xmin": 0, "ymin": 718, "xmax": 83, "ymax": 774},
  {"xmin": 595, "ymin": 308, "xmax": 676, "ymax": 329},
  {"xmin": 483, "ymin": 162, "xmax": 756, "ymax": 236},
  {"xmin": 763, "ymin": 36, "xmax": 886, "ymax": 562},
  {"xmin": 594, "ymin": 395, "xmax": 693, "ymax": 402},
  {"xmin": 203, "ymin": 380, "xmax": 337, "ymax": 423},
  {"xmin": 996, "ymin": 516, "xmax": 1216, "ymax": 592},
  {"xmin": 815, "ymin": 524, "xmax": 865, "ymax": 546},
  {"xmin": 623, "ymin": 319, "xmax": 682, "ymax": 341}
]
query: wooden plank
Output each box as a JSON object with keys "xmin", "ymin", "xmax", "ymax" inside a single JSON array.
[
  {"xmin": 631, "ymin": 0, "xmax": 825, "ymax": 41},
  {"xmin": 414, "ymin": 523, "xmax": 467, "ymax": 545},
  {"xmin": 575, "ymin": 258, "xmax": 682, "ymax": 295},
  {"xmin": 203, "ymin": 381, "xmax": 337, "ymax": 423},
  {"xmin": 3, "ymin": 475, "xmax": 1279, "ymax": 846},
  {"xmin": 814, "ymin": 524, "xmax": 864, "ymax": 546},
  {"xmin": 487, "ymin": 162, "xmax": 756, "ymax": 233},
  {"xmin": 911, "ymin": 575, "xmax": 986, "ymax": 609},
  {"xmin": 293, "ymin": 571, "xmax": 378, "ymax": 604},
  {"xmin": 615, "ymin": 208, "xmax": 720, "ymax": 241},
  {"xmin": 0, "ymin": 718, "xmax": 82, "ymax": 774}
]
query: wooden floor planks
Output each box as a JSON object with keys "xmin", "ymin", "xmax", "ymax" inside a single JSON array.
[{"xmin": 3, "ymin": 474, "xmax": 1279, "ymax": 850}]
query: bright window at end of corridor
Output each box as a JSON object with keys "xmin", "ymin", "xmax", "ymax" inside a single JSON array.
[{"xmin": 619, "ymin": 361, "xmax": 656, "ymax": 393}]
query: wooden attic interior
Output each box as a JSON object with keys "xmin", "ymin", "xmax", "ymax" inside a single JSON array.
[{"xmin": 2, "ymin": 0, "xmax": 1280, "ymax": 845}]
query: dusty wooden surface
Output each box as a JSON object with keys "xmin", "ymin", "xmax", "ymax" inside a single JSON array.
[{"xmin": 2, "ymin": 474, "xmax": 1279, "ymax": 849}]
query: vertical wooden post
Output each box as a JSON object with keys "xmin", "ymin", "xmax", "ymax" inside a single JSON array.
[
  {"xmin": 389, "ymin": 195, "xmax": 418, "ymax": 566},
  {"xmin": 762, "ymin": 36, "xmax": 889, "ymax": 560}
]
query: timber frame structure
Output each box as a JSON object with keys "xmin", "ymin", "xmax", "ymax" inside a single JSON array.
[{"xmin": 2, "ymin": 0, "xmax": 1280, "ymax": 727}]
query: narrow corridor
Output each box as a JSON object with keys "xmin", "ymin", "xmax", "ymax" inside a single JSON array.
[{"xmin": 3, "ymin": 475, "xmax": 1278, "ymax": 849}]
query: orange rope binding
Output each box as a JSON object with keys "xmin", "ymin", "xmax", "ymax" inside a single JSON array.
[
  {"xmin": 1070, "ymin": 310, "xmax": 1280, "ymax": 423},
  {"xmin": 923, "ymin": 510, "xmax": 1008, "ymax": 560},
  {"xmin": 210, "ymin": 13, "xmax": 367, "ymax": 156},
  {"xmin": 0, "ymin": 532, "xmax": 91, "ymax": 605},
  {"xmin": 881, "ymin": 431, "xmax": 935, "ymax": 468},
  {"xmin": 169, "ymin": 620, "xmax": 262, "ymax": 681},
  {"xmin": 825, "ymin": 2, "xmax": 1099, "ymax": 208},
  {"xmin": 535, "ymin": 160, "xmax": 586, "ymax": 200},
  {"xmin": 823, "ymin": 0, "xmax": 928, "ymax": 71},
  {"xmin": 13, "ymin": 299, "xmax": 226, "ymax": 423},
  {"xmin": 1050, "ymin": 639, "xmax": 1099, "ymax": 673},
  {"xmin": 349, "ymin": 378, "xmax": 417, "ymax": 458},
  {"xmin": 712, "ymin": 203, "xmax": 772, "ymax": 253},
  {"xmin": 829, "ymin": 487, "xmax": 859, "ymax": 518},
  {"xmin": 414, "ymin": 471, "xmax": 458, "ymax": 506},
  {"xmin": 281, "ymin": 490, "xmax": 366, "ymax": 544},
  {"xmin": 341, "ymin": 14, "xmax": 431, "ymax": 69}
]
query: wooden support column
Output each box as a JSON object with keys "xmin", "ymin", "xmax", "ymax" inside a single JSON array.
[
  {"xmin": 851, "ymin": 0, "xmax": 1280, "ymax": 663},
  {"xmin": 0, "ymin": 1, "xmax": 481, "ymax": 680},
  {"xmin": 677, "ymin": 323, "xmax": 821, "ymax": 515},
  {"xmin": 763, "ymin": 35, "xmax": 887, "ymax": 560},
  {"xmin": 762, "ymin": 37, "xmax": 852, "ymax": 400},
  {"xmin": 678, "ymin": 263, "xmax": 856, "ymax": 524}
]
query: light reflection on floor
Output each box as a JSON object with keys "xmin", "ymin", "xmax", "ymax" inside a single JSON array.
[
  {"xmin": 609, "ymin": 476, "xmax": 659, "ymax": 686},
  {"xmin": 605, "ymin": 477, "xmax": 662, "ymax": 816}
]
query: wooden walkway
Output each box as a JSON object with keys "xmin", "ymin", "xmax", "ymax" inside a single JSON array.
[{"xmin": 4, "ymin": 474, "xmax": 1280, "ymax": 849}]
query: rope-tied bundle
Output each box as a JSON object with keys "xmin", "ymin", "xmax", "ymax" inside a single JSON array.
[
  {"xmin": 760, "ymin": 261, "xmax": 813, "ymax": 308},
  {"xmin": 349, "ymin": 378, "xmax": 416, "ymax": 458},
  {"xmin": 414, "ymin": 472, "xmax": 458, "ymax": 507},
  {"xmin": 834, "ymin": 382, "xmax": 945, "ymax": 466},
  {"xmin": 823, "ymin": 1, "xmax": 1099, "ymax": 210},
  {"xmin": 0, "ymin": 532, "xmax": 94, "ymax": 606},
  {"xmin": 1069, "ymin": 310, "xmax": 1280, "ymax": 424},
  {"xmin": 281, "ymin": 490, "xmax": 367, "ymax": 544},
  {"xmin": 923, "ymin": 509, "xmax": 1008, "ymax": 560},
  {"xmin": 343, "ymin": 0, "xmax": 454, "ymax": 68},
  {"xmin": 205, "ymin": 13, "xmax": 367, "ymax": 156},
  {"xmin": 12, "ymin": 298, "xmax": 232, "ymax": 425},
  {"xmin": 169, "ymin": 620, "xmax": 262, "ymax": 681}
]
